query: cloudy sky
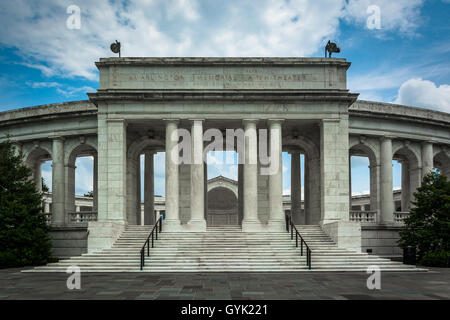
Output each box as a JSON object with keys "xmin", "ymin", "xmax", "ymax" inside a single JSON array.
[{"xmin": 1, "ymin": 0, "xmax": 449, "ymax": 197}]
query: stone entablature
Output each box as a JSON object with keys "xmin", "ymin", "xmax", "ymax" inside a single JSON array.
[
  {"xmin": 96, "ymin": 57, "xmax": 351, "ymax": 91},
  {"xmin": 351, "ymin": 100, "xmax": 450, "ymax": 125}
]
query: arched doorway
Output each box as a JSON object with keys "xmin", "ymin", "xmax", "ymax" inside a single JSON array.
[{"xmin": 207, "ymin": 187, "xmax": 238, "ymax": 226}]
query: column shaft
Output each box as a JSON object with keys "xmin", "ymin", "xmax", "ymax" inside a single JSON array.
[
  {"xmin": 291, "ymin": 152, "xmax": 302, "ymax": 224},
  {"xmin": 380, "ymin": 137, "xmax": 394, "ymax": 223},
  {"xmin": 93, "ymin": 155, "xmax": 98, "ymax": 212},
  {"xmin": 189, "ymin": 120, "xmax": 206, "ymax": 230},
  {"xmin": 401, "ymin": 160, "xmax": 410, "ymax": 211},
  {"xmin": 242, "ymin": 120, "xmax": 259, "ymax": 230},
  {"xmin": 144, "ymin": 151, "xmax": 155, "ymax": 225},
  {"xmin": 421, "ymin": 142, "xmax": 434, "ymax": 178},
  {"xmin": 268, "ymin": 120, "xmax": 284, "ymax": 230},
  {"xmin": 52, "ymin": 138, "xmax": 65, "ymax": 225},
  {"xmin": 165, "ymin": 120, "xmax": 180, "ymax": 227}
]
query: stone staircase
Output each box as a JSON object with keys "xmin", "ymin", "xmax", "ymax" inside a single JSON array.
[{"xmin": 24, "ymin": 225, "xmax": 425, "ymax": 272}]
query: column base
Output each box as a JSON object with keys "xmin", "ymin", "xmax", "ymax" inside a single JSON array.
[
  {"xmin": 268, "ymin": 219, "xmax": 286, "ymax": 232},
  {"xmin": 185, "ymin": 219, "xmax": 207, "ymax": 232},
  {"xmin": 320, "ymin": 220, "xmax": 361, "ymax": 253},
  {"xmin": 87, "ymin": 220, "xmax": 125, "ymax": 253},
  {"xmin": 162, "ymin": 219, "xmax": 183, "ymax": 232},
  {"xmin": 242, "ymin": 220, "xmax": 264, "ymax": 232}
]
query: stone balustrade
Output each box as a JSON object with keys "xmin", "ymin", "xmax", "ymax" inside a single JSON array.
[
  {"xmin": 349, "ymin": 211, "xmax": 377, "ymax": 223},
  {"xmin": 394, "ymin": 211, "xmax": 410, "ymax": 223},
  {"xmin": 68, "ymin": 211, "xmax": 98, "ymax": 224}
]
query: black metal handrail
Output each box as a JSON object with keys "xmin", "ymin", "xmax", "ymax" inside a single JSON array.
[
  {"xmin": 285, "ymin": 215, "xmax": 312, "ymax": 270},
  {"xmin": 140, "ymin": 216, "xmax": 163, "ymax": 270}
]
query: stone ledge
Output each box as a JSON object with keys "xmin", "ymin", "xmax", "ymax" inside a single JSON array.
[{"xmin": 96, "ymin": 57, "xmax": 351, "ymax": 68}]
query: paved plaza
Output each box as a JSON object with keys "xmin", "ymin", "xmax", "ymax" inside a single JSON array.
[{"xmin": 0, "ymin": 268, "xmax": 448, "ymax": 300}]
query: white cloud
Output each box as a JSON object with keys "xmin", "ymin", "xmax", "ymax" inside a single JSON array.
[
  {"xmin": 343, "ymin": 0, "xmax": 424, "ymax": 34},
  {"xmin": 25, "ymin": 81, "xmax": 61, "ymax": 89},
  {"xmin": 0, "ymin": 0, "xmax": 425, "ymax": 81},
  {"xmin": 395, "ymin": 78, "xmax": 450, "ymax": 112},
  {"xmin": 56, "ymin": 85, "xmax": 96, "ymax": 97},
  {"xmin": 75, "ymin": 156, "xmax": 94, "ymax": 195}
]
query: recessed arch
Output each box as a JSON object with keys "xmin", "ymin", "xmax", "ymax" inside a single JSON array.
[{"xmin": 207, "ymin": 186, "xmax": 238, "ymax": 226}]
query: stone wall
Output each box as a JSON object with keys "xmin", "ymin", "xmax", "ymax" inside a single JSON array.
[
  {"xmin": 361, "ymin": 225, "xmax": 403, "ymax": 257},
  {"xmin": 50, "ymin": 227, "xmax": 88, "ymax": 259}
]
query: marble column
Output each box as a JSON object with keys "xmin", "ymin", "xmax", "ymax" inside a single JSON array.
[
  {"xmin": 93, "ymin": 154, "xmax": 98, "ymax": 212},
  {"xmin": 421, "ymin": 142, "xmax": 434, "ymax": 178},
  {"xmin": 242, "ymin": 119, "xmax": 259, "ymax": 231},
  {"xmin": 34, "ymin": 160, "xmax": 43, "ymax": 193},
  {"xmin": 204, "ymin": 163, "xmax": 208, "ymax": 222},
  {"xmin": 268, "ymin": 120, "xmax": 284, "ymax": 230},
  {"xmin": 64, "ymin": 162, "xmax": 76, "ymax": 223},
  {"xmin": 52, "ymin": 137, "xmax": 65, "ymax": 225},
  {"xmin": 380, "ymin": 137, "xmax": 394, "ymax": 223},
  {"xmin": 290, "ymin": 151, "xmax": 302, "ymax": 224},
  {"xmin": 320, "ymin": 119, "xmax": 350, "ymax": 223},
  {"xmin": 349, "ymin": 156, "xmax": 352, "ymax": 209},
  {"xmin": 188, "ymin": 120, "xmax": 206, "ymax": 231},
  {"xmin": 238, "ymin": 162, "xmax": 244, "ymax": 225},
  {"xmin": 304, "ymin": 155, "xmax": 310, "ymax": 224},
  {"xmin": 165, "ymin": 120, "xmax": 181, "ymax": 229},
  {"xmin": 136, "ymin": 155, "xmax": 142, "ymax": 225},
  {"xmin": 400, "ymin": 160, "xmax": 410, "ymax": 211},
  {"xmin": 87, "ymin": 117, "xmax": 127, "ymax": 253},
  {"xmin": 144, "ymin": 151, "xmax": 155, "ymax": 225}
]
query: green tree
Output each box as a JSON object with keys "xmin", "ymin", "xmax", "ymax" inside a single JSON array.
[
  {"xmin": 0, "ymin": 140, "xmax": 52, "ymax": 268},
  {"xmin": 83, "ymin": 190, "xmax": 94, "ymax": 198},
  {"xmin": 399, "ymin": 171, "xmax": 450, "ymax": 267},
  {"xmin": 41, "ymin": 177, "xmax": 49, "ymax": 192}
]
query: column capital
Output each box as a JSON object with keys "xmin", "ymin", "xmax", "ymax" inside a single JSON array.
[
  {"xmin": 106, "ymin": 118, "xmax": 128, "ymax": 126},
  {"xmin": 242, "ymin": 119, "xmax": 259, "ymax": 126},
  {"xmin": 421, "ymin": 140, "xmax": 434, "ymax": 146},
  {"xmin": 188, "ymin": 118, "xmax": 205, "ymax": 122},
  {"xmin": 51, "ymin": 136, "xmax": 65, "ymax": 142},
  {"xmin": 267, "ymin": 119, "xmax": 285, "ymax": 126},
  {"xmin": 143, "ymin": 149, "xmax": 157, "ymax": 156},
  {"xmin": 163, "ymin": 119, "xmax": 180, "ymax": 124},
  {"xmin": 380, "ymin": 135, "xmax": 395, "ymax": 142},
  {"xmin": 321, "ymin": 118, "xmax": 340, "ymax": 123}
]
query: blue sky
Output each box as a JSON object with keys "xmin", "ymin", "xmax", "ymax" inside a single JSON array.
[{"xmin": 1, "ymin": 0, "xmax": 449, "ymax": 196}]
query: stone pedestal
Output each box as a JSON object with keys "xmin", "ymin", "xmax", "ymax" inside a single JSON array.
[
  {"xmin": 87, "ymin": 221, "xmax": 125, "ymax": 253},
  {"xmin": 321, "ymin": 220, "xmax": 362, "ymax": 253}
]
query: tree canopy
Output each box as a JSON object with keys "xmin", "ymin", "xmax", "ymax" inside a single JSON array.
[
  {"xmin": 399, "ymin": 171, "xmax": 450, "ymax": 267},
  {"xmin": 0, "ymin": 140, "xmax": 52, "ymax": 268}
]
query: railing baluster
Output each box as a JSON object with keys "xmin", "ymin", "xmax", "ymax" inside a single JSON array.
[{"xmin": 301, "ymin": 237, "xmax": 303, "ymax": 256}]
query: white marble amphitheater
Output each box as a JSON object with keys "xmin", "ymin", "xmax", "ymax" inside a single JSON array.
[{"xmin": 2, "ymin": 57, "xmax": 449, "ymax": 272}]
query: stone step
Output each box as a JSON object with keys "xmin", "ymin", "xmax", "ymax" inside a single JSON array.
[{"xmin": 27, "ymin": 224, "xmax": 424, "ymax": 273}]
